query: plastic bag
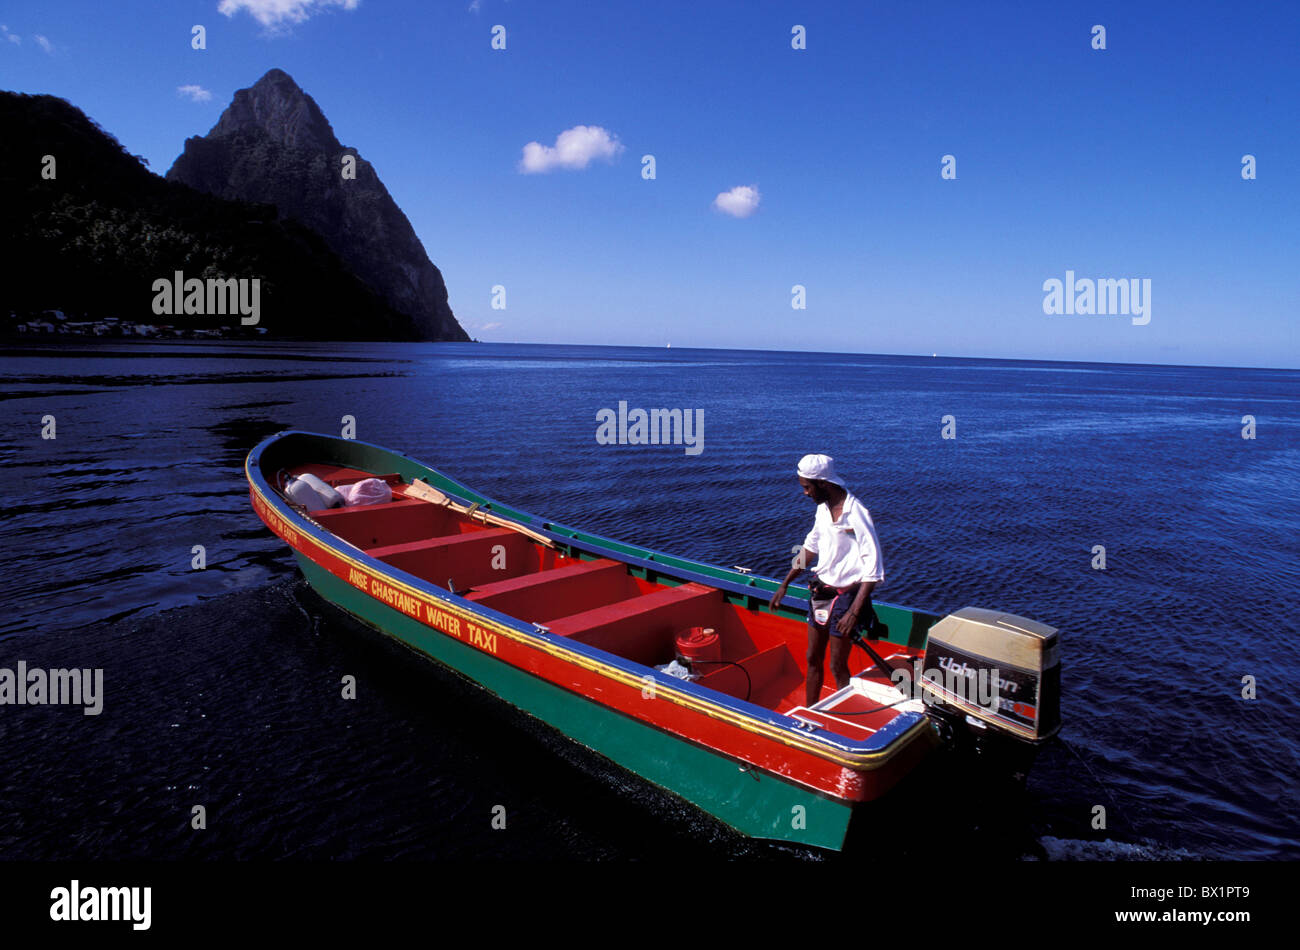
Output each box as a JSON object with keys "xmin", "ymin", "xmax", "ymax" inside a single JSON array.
[
  {"xmin": 339, "ymin": 478, "xmax": 393, "ymax": 506},
  {"xmin": 654, "ymin": 659, "xmax": 698, "ymax": 681}
]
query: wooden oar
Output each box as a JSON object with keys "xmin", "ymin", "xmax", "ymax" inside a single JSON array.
[{"xmin": 405, "ymin": 478, "xmax": 557, "ymax": 549}]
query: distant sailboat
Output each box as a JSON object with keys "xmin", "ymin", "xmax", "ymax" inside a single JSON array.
[{"xmin": 666, "ymin": 342, "xmax": 672, "ymax": 349}]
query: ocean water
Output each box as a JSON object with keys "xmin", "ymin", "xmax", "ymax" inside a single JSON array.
[{"xmin": 1, "ymin": 341, "xmax": 1297, "ymax": 860}]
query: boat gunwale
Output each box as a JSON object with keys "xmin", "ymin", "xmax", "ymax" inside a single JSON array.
[{"xmin": 245, "ymin": 429, "xmax": 932, "ymax": 766}]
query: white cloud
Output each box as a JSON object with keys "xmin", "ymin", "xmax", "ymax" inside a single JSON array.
[
  {"xmin": 1, "ymin": 25, "xmax": 20, "ymax": 45},
  {"xmin": 218, "ymin": 0, "xmax": 361, "ymax": 30},
  {"xmin": 712, "ymin": 184, "xmax": 761, "ymax": 218},
  {"xmin": 468, "ymin": 0, "xmax": 481, "ymax": 12},
  {"xmin": 518, "ymin": 125, "xmax": 624, "ymax": 174},
  {"xmin": 34, "ymin": 34, "xmax": 53, "ymax": 54},
  {"xmin": 480, "ymin": 322, "xmax": 503, "ymax": 331},
  {"xmin": 177, "ymin": 84, "xmax": 214, "ymax": 103}
]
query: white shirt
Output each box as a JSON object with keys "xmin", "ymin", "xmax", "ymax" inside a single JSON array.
[{"xmin": 803, "ymin": 491, "xmax": 885, "ymax": 589}]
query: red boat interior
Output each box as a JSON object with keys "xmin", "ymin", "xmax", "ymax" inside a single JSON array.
[{"xmin": 288, "ymin": 463, "xmax": 922, "ymax": 741}]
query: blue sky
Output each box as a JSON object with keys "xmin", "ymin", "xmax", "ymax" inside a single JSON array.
[{"xmin": 2, "ymin": 0, "xmax": 1297, "ymax": 367}]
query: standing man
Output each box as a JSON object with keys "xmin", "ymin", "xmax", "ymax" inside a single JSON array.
[{"xmin": 768, "ymin": 454, "xmax": 886, "ymax": 706}]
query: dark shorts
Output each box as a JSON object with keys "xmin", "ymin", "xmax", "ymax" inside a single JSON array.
[{"xmin": 808, "ymin": 580, "xmax": 875, "ymax": 639}]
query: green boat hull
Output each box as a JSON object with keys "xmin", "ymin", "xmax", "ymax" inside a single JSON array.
[{"xmin": 296, "ymin": 554, "xmax": 855, "ymax": 851}]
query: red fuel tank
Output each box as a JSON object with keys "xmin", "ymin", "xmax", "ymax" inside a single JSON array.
[{"xmin": 675, "ymin": 626, "xmax": 721, "ymax": 669}]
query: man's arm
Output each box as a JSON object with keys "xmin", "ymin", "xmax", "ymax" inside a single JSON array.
[{"xmin": 768, "ymin": 548, "xmax": 816, "ymax": 611}]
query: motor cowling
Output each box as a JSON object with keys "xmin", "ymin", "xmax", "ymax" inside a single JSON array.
[{"xmin": 919, "ymin": 607, "xmax": 1061, "ymax": 774}]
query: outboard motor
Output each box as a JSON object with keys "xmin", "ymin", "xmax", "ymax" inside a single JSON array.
[{"xmin": 918, "ymin": 607, "xmax": 1061, "ymax": 779}]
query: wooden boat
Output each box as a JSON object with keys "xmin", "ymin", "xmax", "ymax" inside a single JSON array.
[{"xmin": 246, "ymin": 430, "xmax": 1061, "ymax": 851}]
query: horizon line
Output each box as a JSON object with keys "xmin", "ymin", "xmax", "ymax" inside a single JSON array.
[
  {"xmin": 460, "ymin": 339, "xmax": 1300, "ymax": 374},
  {"xmin": 9, "ymin": 337, "xmax": 1295, "ymax": 373}
]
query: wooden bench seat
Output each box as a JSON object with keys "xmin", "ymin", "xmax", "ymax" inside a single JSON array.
[
  {"xmin": 547, "ymin": 582, "xmax": 722, "ymax": 666},
  {"xmin": 367, "ymin": 528, "xmax": 536, "ymax": 589},
  {"xmin": 311, "ymin": 498, "xmax": 457, "ymax": 549},
  {"xmin": 466, "ymin": 558, "xmax": 629, "ymax": 622}
]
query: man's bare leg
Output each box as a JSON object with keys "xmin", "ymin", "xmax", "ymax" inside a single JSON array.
[
  {"xmin": 829, "ymin": 634, "xmax": 853, "ymax": 692},
  {"xmin": 806, "ymin": 624, "xmax": 829, "ymax": 706}
]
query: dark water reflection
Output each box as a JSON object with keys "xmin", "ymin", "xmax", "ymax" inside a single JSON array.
[{"xmin": 0, "ymin": 340, "xmax": 1296, "ymax": 860}]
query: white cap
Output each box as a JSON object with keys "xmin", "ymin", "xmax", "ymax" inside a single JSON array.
[{"xmin": 797, "ymin": 453, "xmax": 845, "ymax": 488}]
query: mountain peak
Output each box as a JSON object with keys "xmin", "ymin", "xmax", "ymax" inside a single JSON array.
[
  {"xmin": 256, "ymin": 67, "xmax": 295, "ymax": 85},
  {"xmin": 167, "ymin": 69, "xmax": 469, "ymax": 342},
  {"xmin": 209, "ymin": 68, "xmax": 338, "ymax": 151}
]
